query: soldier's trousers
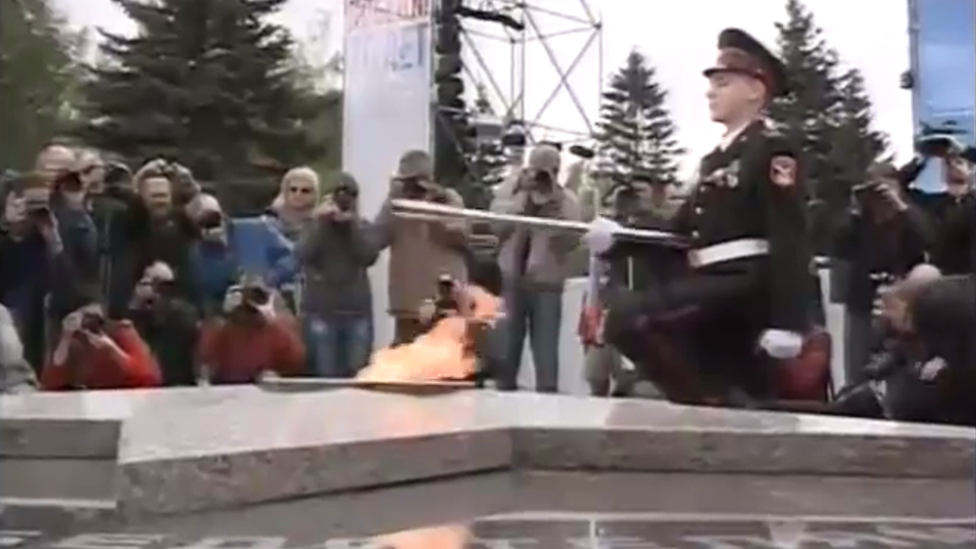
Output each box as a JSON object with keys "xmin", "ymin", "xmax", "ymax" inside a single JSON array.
[{"xmin": 602, "ymin": 270, "xmax": 771, "ymax": 402}]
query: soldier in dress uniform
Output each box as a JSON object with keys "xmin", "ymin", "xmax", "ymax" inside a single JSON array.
[{"xmin": 584, "ymin": 28, "xmax": 815, "ymax": 405}]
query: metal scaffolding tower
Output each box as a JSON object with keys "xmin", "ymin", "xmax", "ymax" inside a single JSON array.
[{"xmin": 458, "ymin": 0, "xmax": 604, "ymax": 145}]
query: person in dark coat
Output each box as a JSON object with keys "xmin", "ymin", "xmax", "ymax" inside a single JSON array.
[
  {"xmin": 585, "ymin": 28, "xmax": 815, "ymax": 405},
  {"xmin": 831, "ymin": 161, "xmax": 935, "ymax": 379},
  {"xmin": 880, "ymin": 268, "xmax": 975, "ymax": 427}
]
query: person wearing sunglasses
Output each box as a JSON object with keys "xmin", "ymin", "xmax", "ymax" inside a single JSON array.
[
  {"xmin": 188, "ymin": 195, "xmax": 298, "ymax": 318},
  {"xmin": 928, "ymin": 141, "xmax": 975, "ymax": 276},
  {"xmin": 269, "ymin": 166, "xmax": 320, "ymax": 242}
]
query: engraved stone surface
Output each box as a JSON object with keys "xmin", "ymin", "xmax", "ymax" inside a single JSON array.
[
  {"xmin": 0, "ymin": 387, "xmax": 973, "ymax": 525},
  {"xmin": 6, "ymin": 473, "xmax": 976, "ymax": 549}
]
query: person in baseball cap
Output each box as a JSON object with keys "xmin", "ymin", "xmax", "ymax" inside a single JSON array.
[
  {"xmin": 391, "ymin": 150, "xmax": 441, "ymax": 200},
  {"xmin": 381, "ymin": 149, "xmax": 469, "ymax": 345}
]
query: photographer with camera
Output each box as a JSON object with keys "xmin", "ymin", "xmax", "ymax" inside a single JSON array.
[
  {"xmin": 82, "ymin": 154, "xmax": 147, "ymax": 318},
  {"xmin": 129, "ymin": 160, "xmax": 200, "ymax": 299},
  {"xmin": 1, "ymin": 173, "xmax": 94, "ymax": 368},
  {"xmin": 490, "ymin": 143, "xmax": 581, "ymax": 393},
  {"xmin": 875, "ymin": 266, "xmax": 975, "ymax": 426},
  {"xmin": 923, "ymin": 138, "xmax": 975, "ymax": 276},
  {"xmin": 189, "ymin": 195, "xmax": 297, "ymax": 318},
  {"xmin": 297, "ymin": 173, "xmax": 381, "ymax": 378},
  {"xmin": 375, "ymin": 150, "xmax": 469, "ymax": 344},
  {"xmin": 127, "ymin": 261, "xmax": 200, "ymax": 386},
  {"xmin": 39, "ymin": 291, "xmax": 161, "ymax": 391},
  {"xmin": 196, "ymin": 276, "xmax": 305, "ymax": 385},
  {"xmin": 831, "ymin": 161, "xmax": 936, "ymax": 381}
]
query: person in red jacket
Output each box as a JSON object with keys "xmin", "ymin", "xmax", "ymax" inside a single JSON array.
[
  {"xmin": 197, "ymin": 277, "xmax": 305, "ymax": 384},
  {"xmin": 41, "ymin": 299, "xmax": 162, "ymax": 390}
]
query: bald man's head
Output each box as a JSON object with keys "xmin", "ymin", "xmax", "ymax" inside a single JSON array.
[
  {"xmin": 880, "ymin": 264, "xmax": 942, "ymax": 333},
  {"xmin": 35, "ymin": 145, "xmax": 76, "ymax": 185}
]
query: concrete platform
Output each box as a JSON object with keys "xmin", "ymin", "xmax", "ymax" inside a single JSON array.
[{"xmin": 1, "ymin": 387, "xmax": 973, "ymax": 534}]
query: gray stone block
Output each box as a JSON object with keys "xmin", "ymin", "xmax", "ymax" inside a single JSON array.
[{"xmin": 0, "ymin": 387, "xmax": 972, "ymax": 528}]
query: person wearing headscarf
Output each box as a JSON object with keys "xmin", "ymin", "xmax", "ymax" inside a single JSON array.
[{"xmin": 268, "ymin": 166, "xmax": 321, "ymax": 242}]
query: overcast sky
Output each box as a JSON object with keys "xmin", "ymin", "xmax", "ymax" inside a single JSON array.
[{"xmin": 54, "ymin": 0, "xmax": 914, "ymax": 176}]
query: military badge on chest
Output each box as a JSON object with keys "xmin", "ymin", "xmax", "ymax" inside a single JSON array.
[{"xmin": 702, "ymin": 160, "xmax": 740, "ymax": 189}]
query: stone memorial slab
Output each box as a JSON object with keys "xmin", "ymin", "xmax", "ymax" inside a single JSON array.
[{"xmin": 0, "ymin": 388, "xmax": 973, "ymax": 528}]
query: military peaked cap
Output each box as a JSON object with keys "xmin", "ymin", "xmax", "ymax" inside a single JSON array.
[{"xmin": 703, "ymin": 28, "xmax": 789, "ymax": 97}]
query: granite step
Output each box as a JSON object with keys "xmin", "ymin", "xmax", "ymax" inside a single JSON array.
[{"xmin": 0, "ymin": 496, "xmax": 117, "ymax": 532}]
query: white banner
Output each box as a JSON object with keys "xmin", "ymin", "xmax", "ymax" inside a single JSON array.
[{"xmin": 343, "ymin": 0, "xmax": 433, "ymax": 347}]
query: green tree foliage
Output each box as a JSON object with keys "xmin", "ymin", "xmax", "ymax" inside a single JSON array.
[
  {"xmin": 768, "ymin": 0, "xmax": 888, "ymax": 249},
  {"xmin": 0, "ymin": 0, "xmax": 82, "ymax": 170},
  {"xmin": 594, "ymin": 50, "xmax": 685, "ymax": 188},
  {"xmin": 80, "ymin": 0, "xmax": 327, "ymax": 184}
]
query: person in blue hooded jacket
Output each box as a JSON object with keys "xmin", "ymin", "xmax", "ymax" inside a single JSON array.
[{"xmin": 187, "ymin": 195, "xmax": 297, "ymax": 317}]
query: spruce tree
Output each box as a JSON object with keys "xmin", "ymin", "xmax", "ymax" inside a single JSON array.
[
  {"xmin": 0, "ymin": 0, "xmax": 81, "ymax": 169},
  {"xmin": 80, "ymin": 0, "xmax": 324, "ymax": 182},
  {"xmin": 594, "ymin": 50, "xmax": 685, "ymax": 187},
  {"xmin": 769, "ymin": 0, "xmax": 888, "ymax": 228}
]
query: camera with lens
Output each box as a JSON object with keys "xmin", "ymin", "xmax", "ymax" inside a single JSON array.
[
  {"xmin": 81, "ymin": 312, "xmax": 106, "ymax": 335},
  {"xmin": 104, "ymin": 162, "xmax": 133, "ymax": 190},
  {"xmin": 916, "ymin": 132, "xmax": 963, "ymax": 158},
  {"xmin": 532, "ymin": 170, "xmax": 554, "ymax": 193},
  {"xmin": 332, "ymin": 187, "xmax": 355, "ymax": 212},
  {"xmin": 399, "ymin": 177, "xmax": 428, "ymax": 200},
  {"xmin": 26, "ymin": 202, "xmax": 51, "ymax": 221},
  {"xmin": 851, "ymin": 180, "xmax": 882, "ymax": 205},
  {"xmin": 242, "ymin": 285, "xmax": 271, "ymax": 309},
  {"xmin": 197, "ymin": 210, "xmax": 223, "ymax": 231},
  {"xmin": 54, "ymin": 170, "xmax": 85, "ymax": 193},
  {"xmin": 433, "ymin": 274, "xmax": 459, "ymax": 316}
]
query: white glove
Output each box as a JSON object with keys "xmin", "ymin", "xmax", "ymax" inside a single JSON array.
[
  {"xmin": 917, "ymin": 357, "xmax": 947, "ymax": 381},
  {"xmin": 759, "ymin": 329, "xmax": 804, "ymax": 360},
  {"xmin": 583, "ymin": 217, "xmax": 621, "ymax": 254}
]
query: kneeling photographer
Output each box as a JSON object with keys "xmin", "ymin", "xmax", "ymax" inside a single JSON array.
[
  {"xmin": 197, "ymin": 276, "xmax": 305, "ymax": 385},
  {"xmin": 39, "ymin": 292, "xmax": 162, "ymax": 391},
  {"xmin": 491, "ymin": 143, "xmax": 581, "ymax": 392},
  {"xmin": 876, "ymin": 268, "xmax": 975, "ymax": 427},
  {"xmin": 297, "ymin": 173, "xmax": 381, "ymax": 378},
  {"xmin": 128, "ymin": 262, "xmax": 200, "ymax": 386},
  {"xmin": 582, "ymin": 174, "xmax": 673, "ymax": 397}
]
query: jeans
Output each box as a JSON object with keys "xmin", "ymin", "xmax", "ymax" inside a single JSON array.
[
  {"xmin": 498, "ymin": 283, "xmax": 562, "ymax": 393},
  {"xmin": 303, "ymin": 314, "xmax": 373, "ymax": 378}
]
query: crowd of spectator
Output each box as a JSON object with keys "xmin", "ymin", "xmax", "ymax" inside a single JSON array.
[{"xmin": 0, "ymin": 141, "xmax": 589, "ymax": 394}]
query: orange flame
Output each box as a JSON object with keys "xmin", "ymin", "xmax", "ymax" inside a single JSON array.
[
  {"xmin": 356, "ymin": 284, "xmax": 503, "ymax": 383},
  {"xmin": 372, "ymin": 525, "xmax": 470, "ymax": 549}
]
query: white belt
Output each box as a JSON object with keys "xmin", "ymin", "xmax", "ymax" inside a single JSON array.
[{"xmin": 688, "ymin": 238, "xmax": 770, "ymax": 268}]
